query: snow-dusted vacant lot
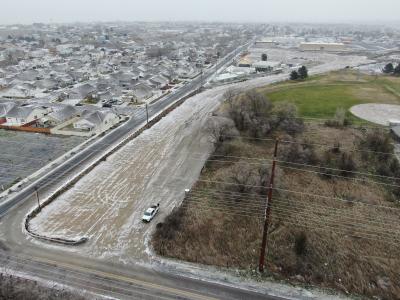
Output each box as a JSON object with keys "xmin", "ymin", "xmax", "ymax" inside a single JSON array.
[
  {"xmin": 29, "ymin": 53, "xmax": 369, "ymax": 264},
  {"xmin": 0, "ymin": 130, "xmax": 84, "ymax": 190}
]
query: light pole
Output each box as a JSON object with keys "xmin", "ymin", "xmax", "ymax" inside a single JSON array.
[{"xmin": 34, "ymin": 186, "xmax": 41, "ymax": 209}]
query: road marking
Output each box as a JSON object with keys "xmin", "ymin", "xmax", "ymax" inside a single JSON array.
[{"xmin": 33, "ymin": 256, "xmax": 218, "ymax": 300}]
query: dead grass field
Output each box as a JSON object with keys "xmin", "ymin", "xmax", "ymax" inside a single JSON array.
[
  {"xmin": 152, "ymin": 73, "xmax": 400, "ymax": 299},
  {"xmin": 153, "ymin": 122, "xmax": 400, "ymax": 299}
]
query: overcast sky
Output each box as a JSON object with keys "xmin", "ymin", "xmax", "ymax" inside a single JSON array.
[{"xmin": 1, "ymin": 0, "xmax": 399, "ymax": 25}]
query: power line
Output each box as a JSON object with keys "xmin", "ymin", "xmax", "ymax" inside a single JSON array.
[
  {"xmin": 269, "ymin": 204, "xmax": 400, "ymax": 239},
  {"xmin": 221, "ymin": 135, "xmax": 397, "ymax": 157},
  {"xmin": 184, "ymin": 195, "xmax": 400, "ymax": 234},
  {"xmin": 179, "ymin": 202, "xmax": 400, "ymax": 246},
  {"xmin": 270, "ymin": 217, "xmax": 400, "ymax": 247},
  {"xmin": 277, "ymin": 164, "xmax": 400, "ymax": 189},
  {"xmin": 190, "ymin": 155, "xmax": 400, "ymax": 188},
  {"xmin": 185, "ymin": 191, "xmax": 400, "ymax": 229},
  {"xmin": 273, "ymin": 186, "xmax": 400, "ymax": 212},
  {"xmin": 270, "ymin": 197, "xmax": 400, "ymax": 228},
  {"xmin": 270, "ymin": 211, "xmax": 400, "ymax": 243}
]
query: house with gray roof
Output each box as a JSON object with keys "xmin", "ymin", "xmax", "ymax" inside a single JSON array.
[
  {"xmin": 0, "ymin": 102, "xmax": 16, "ymax": 123},
  {"xmin": 73, "ymin": 110, "xmax": 119, "ymax": 134},
  {"xmin": 39, "ymin": 105, "xmax": 78, "ymax": 127},
  {"xmin": 5, "ymin": 105, "xmax": 50, "ymax": 126},
  {"xmin": 131, "ymin": 83, "xmax": 154, "ymax": 101}
]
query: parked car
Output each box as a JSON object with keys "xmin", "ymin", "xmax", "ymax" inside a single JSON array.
[{"xmin": 142, "ymin": 204, "xmax": 160, "ymax": 222}]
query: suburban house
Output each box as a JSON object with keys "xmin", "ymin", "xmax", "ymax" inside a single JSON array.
[
  {"xmin": 131, "ymin": 83, "xmax": 154, "ymax": 101},
  {"xmin": 73, "ymin": 110, "xmax": 119, "ymax": 133},
  {"xmin": 148, "ymin": 75, "xmax": 169, "ymax": 89},
  {"xmin": 0, "ymin": 102, "xmax": 16, "ymax": 123},
  {"xmin": 38, "ymin": 105, "xmax": 79, "ymax": 127},
  {"xmin": 5, "ymin": 105, "xmax": 50, "ymax": 126},
  {"xmin": 0, "ymin": 102, "xmax": 16, "ymax": 117}
]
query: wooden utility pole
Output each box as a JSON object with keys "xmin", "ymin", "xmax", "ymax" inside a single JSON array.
[
  {"xmin": 259, "ymin": 138, "xmax": 279, "ymax": 272},
  {"xmin": 34, "ymin": 186, "xmax": 41, "ymax": 209}
]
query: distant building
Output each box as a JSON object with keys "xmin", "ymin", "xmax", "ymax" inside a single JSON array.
[
  {"xmin": 237, "ymin": 57, "xmax": 253, "ymax": 68},
  {"xmin": 252, "ymin": 61, "xmax": 281, "ymax": 72},
  {"xmin": 254, "ymin": 40, "xmax": 278, "ymax": 48},
  {"xmin": 300, "ymin": 42, "xmax": 346, "ymax": 52}
]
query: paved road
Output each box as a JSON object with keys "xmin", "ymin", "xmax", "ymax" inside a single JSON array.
[
  {"xmin": 0, "ymin": 42, "xmax": 285, "ymax": 300},
  {"xmin": 0, "ymin": 42, "xmax": 249, "ymax": 219},
  {"xmin": 0, "ymin": 250, "xmax": 283, "ymax": 300}
]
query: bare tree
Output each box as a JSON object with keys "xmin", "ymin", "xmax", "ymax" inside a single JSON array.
[
  {"xmin": 223, "ymin": 88, "xmax": 240, "ymax": 109},
  {"xmin": 206, "ymin": 117, "xmax": 238, "ymax": 148},
  {"xmin": 228, "ymin": 163, "xmax": 257, "ymax": 194}
]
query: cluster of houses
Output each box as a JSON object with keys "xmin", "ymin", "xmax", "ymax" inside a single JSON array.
[
  {"xmin": 0, "ymin": 23, "xmax": 249, "ymax": 109},
  {"xmin": 0, "ymin": 22, "xmax": 251, "ymax": 137},
  {"xmin": 0, "ymin": 101, "xmax": 120, "ymax": 136}
]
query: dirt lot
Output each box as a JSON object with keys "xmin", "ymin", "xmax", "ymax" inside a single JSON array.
[
  {"xmin": 29, "ymin": 90, "xmax": 223, "ymax": 263},
  {"xmin": 0, "ymin": 130, "xmax": 84, "ymax": 190}
]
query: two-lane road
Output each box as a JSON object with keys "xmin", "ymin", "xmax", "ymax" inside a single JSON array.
[
  {"xmin": 0, "ymin": 41, "xmax": 250, "ymax": 218},
  {"xmin": 0, "ymin": 41, "xmax": 287, "ymax": 300}
]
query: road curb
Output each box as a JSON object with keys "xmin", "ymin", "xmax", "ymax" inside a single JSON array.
[{"xmin": 24, "ymin": 89, "xmax": 199, "ymax": 246}]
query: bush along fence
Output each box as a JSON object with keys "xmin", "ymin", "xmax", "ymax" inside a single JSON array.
[{"xmin": 24, "ymin": 90, "xmax": 198, "ymax": 246}]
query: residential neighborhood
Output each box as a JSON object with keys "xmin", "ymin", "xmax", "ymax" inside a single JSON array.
[{"xmin": 1, "ymin": 15, "xmax": 400, "ymax": 300}]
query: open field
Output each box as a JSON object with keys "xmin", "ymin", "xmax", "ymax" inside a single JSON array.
[
  {"xmin": 259, "ymin": 70, "xmax": 400, "ymax": 120},
  {"xmin": 0, "ymin": 130, "xmax": 84, "ymax": 191}
]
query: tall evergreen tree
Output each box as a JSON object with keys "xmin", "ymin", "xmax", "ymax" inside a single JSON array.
[
  {"xmin": 394, "ymin": 63, "xmax": 400, "ymax": 76},
  {"xmin": 383, "ymin": 63, "xmax": 394, "ymax": 74},
  {"xmin": 290, "ymin": 70, "xmax": 299, "ymax": 80},
  {"xmin": 261, "ymin": 53, "xmax": 268, "ymax": 61},
  {"xmin": 298, "ymin": 66, "xmax": 308, "ymax": 79}
]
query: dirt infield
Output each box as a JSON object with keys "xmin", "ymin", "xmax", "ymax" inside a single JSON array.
[{"xmin": 350, "ymin": 103, "xmax": 400, "ymax": 126}]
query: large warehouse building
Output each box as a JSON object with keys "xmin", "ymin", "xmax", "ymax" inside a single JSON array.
[{"xmin": 300, "ymin": 42, "xmax": 346, "ymax": 52}]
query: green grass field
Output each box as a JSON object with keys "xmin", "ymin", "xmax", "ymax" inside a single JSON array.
[{"xmin": 262, "ymin": 70, "xmax": 400, "ymax": 120}]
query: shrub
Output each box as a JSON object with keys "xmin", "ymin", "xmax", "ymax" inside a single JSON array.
[
  {"xmin": 228, "ymin": 90, "xmax": 304, "ymax": 138},
  {"xmin": 376, "ymin": 157, "xmax": 400, "ymax": 178},
  {"xmin": 294, "ymin": 232, "xmax": 307, "ymax": 256},
  {"xmin": 361, "ymin": 131, "xmax": 393, "ymax": 154},
  {"xmin": 331, "ymin": 140, "xmax": 341, "ymax": 154},
  {"xmin": 338, "ymin": 152, "xmax": 357, "ymax": 177},
  {"xmin": 272, "ymin": 102, "xmax": 304, "ymax": 135},
  {"xmin": 154, "ymin": 208, "xmax": 185, "ymax": 242},
  {"xmin": 325, "ymin": 108, "xmax": 351, "ymax": 128},
  {"xmin": 281, "ymin": 142, "xmax": 318, "ymax": 165}
]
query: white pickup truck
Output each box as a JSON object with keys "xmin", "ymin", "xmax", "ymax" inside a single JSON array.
[{"xmin": 142, "ymin": 204, "xmax": 160, "ymax": 222}]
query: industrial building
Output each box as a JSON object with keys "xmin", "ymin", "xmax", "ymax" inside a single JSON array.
[{"xmin": 300, "ymin": 42, "xmax": 346, "ymax": 52}]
